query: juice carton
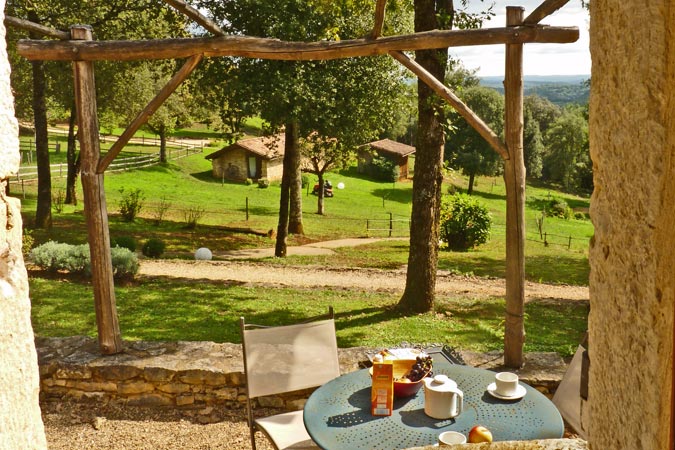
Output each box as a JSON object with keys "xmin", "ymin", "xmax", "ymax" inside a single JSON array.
[{"xmin": 371, "ymin": 360, "xmax": 394, "ymax": 416}]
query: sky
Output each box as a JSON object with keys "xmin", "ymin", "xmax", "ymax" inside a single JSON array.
[{"xmin": 450, "ymin": 0, "xmax": 590, "ymax": 77}]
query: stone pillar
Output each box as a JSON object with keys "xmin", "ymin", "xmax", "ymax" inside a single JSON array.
[
  {"xmin": 0, "ymin": 2, "xmax": 48, "ymax": 448},
  {"xmin": 588, "ymin": 1, "xmax": 675, "ymax": 449}
]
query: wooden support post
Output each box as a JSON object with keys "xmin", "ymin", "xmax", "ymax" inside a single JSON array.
[
  {"xmin": 71, "ymin": 25, "xmax": 123, "ymax": 355},
  {"xmin": 503, "ymin": 7, "xmax": 526, "ymax": 368},
  {"xmin": 370, "ymin": 0, "xmax": 387, "ymax": 39}
]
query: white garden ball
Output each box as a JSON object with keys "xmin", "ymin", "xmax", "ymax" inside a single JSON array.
[
  {"xmin": 337, "ymin": 182, "xmax": 345, "ymax": 189},
  {"xmin": 195, "ymin": 247, "xmax": 213, "ymax": 260}
]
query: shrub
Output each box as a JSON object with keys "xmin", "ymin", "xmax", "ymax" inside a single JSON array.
[
  {"xmin": 110, "ymin": 247, "xmax": 139, "ymax": 278},
  {"xmin": 548, "ymin": 198, "xmax": 573, "ymax": 220},
  {"xmin": 245, "ymin": 178, "xmax": 253, "ymax": 186},
  {"xmin": 152, "ymin": 196, "xmax": 172, "ymax": 226},
  {"xmin": 574, "ymin": 212, "xmax": 586, "ymax": 220},
  {"xmin": 22, "ymin": 228, "xmax": 34, "ymax": 255},
  {"xmin": 439, "ymin": 194, "xmax": 492, "ymax": 251},
  {"xmin": 370, "ymin": 156, "xmax": 400, "ymax": 182},
  {"xmin": 29, "ymin": 241, "xmax": 138, "ymax": 278},
  {"xmin": 142, "ymin": 238, "xmax": 165, "ymax": 258},
  {"xmin": 118, "ymin": 188, "xmax": 145, "ymax": 222},
  {"xmin": 301, "ymin": 174, "xmax": 310, "ymax": 188},
  {"xmin": 257, "ymin": 178, "xmax": 270, "ymax": 188},
  {"xmin": 111, "ymin": 236, "xmax": 137, "ymax": 252},
  {"xmin": 52, "ymin": 189, "xmax": 65, "ymax": 214},
  {"xmin": 183, "ymin": 206, "xmax": 205, "ymax": 229}
]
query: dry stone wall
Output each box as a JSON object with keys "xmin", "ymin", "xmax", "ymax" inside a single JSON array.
[
  {"xmin": 37, "ymin": 337, "xmax": 567, "ymax": 415},
  {"xmin": 0, "ymin": 2, "xmax": 48, "ymax": 447}
]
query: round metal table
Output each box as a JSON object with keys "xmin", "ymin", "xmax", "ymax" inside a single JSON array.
[{"xmin": 303, "ymin": 358, "xmax": 563, "ymax": 450}]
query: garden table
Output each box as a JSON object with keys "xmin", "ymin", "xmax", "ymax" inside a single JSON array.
[{"xmin": 303, "ymin": 354, "xmax": 563, "ymax": 450}]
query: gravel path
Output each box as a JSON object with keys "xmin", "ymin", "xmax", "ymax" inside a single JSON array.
[
  {"xmin": 44, "ymin": 252, "xmax": 588, "ymax": 449},
  {"xmin": 138, "ymin": 259, "xmax": 589, "ymax": 303}
]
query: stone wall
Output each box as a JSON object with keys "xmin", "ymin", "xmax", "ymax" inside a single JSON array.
[
  {"xmin": 588, "ymin": 1, "xmax": 675, "ymax": 449},
  {"xmin": 37, "ymin": 337, "xmax": 568, "ymax": 415},
  {"xmin": 0, "ymin": 2, "xmax": 48, "ymax": 447}
]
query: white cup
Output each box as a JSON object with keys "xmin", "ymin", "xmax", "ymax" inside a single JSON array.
[
  {"xmin": 438, "ymin": 431, "xmax": 467, "ymax": 445},
  {"xmin": 495, "ymin": 371, "xmax": 519, "ymax": 396}
]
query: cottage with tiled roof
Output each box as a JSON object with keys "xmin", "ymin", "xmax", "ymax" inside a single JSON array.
[
  {"xmin": 205, "ymin": 134, "xmax": 285, "ymax": 182},
  {"xmin": 357, "ymin": 139, "xmax": 416, "ymax": 181}
]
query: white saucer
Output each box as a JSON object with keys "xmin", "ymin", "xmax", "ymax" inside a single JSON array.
[{"xmin": 486, "ymin": 382, "xmax": 527, "ymax": 400}]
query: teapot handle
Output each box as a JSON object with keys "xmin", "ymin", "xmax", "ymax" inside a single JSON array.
[{"xmin": 453, "ymin": 389, "xmax": 464, "ymax": 417}]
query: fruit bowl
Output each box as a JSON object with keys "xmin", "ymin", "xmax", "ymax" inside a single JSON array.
[{"xmin": 369, "ymin": 357, "xmax": 432, "ymax": 398}]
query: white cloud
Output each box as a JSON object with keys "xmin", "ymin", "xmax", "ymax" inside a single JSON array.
[{"xmin": 451, "ymin": 0, "xmax": 590, "ymax": 76}]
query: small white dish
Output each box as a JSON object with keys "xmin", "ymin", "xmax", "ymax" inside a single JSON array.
[{"xmin": 486, "ymin": 382, "xmax": 527, "ymax": 400}]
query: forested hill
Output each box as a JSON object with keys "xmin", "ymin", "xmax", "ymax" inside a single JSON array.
[{"xmin": 480, "ymin": 75, "xmax": 590, "ymax": 106}]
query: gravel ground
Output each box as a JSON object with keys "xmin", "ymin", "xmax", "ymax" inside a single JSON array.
[{"xmin": 43, "ymin": 256, "xmax": 587, "ymax": 448}]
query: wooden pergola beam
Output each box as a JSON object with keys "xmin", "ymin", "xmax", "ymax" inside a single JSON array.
[
  {"xmin": 17, "ymin": 25, "xmax": 579, "ymax": 62},
  {"xmin": 97, "ymin": 54, "xmax": 203, "ymax": 173},
  {"xmin": 370, "ymin": 0, "xmax": 388, "ymax": 39},
  {"xmin": 390, "ymin": 51, "xmax": 509, "ymax": 161},
  {"xmin": 523, "ymin": 0, "xmax": 571, "ymax": 25},
  {"xmin": 4, "ymin": 15, "xmax": 69, "ymax": 40},
  {"xmin": 162, "ymin": 0, "xmax": 225, "ymax": 36}
]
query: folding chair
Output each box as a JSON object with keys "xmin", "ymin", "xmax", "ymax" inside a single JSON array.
[{"xmin": 240, "ymin": 307, "xmax": 340, "ymax": 450}]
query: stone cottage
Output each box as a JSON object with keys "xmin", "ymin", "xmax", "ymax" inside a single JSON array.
[
  {"xmin": 205, "ymin": 134, "xmax": 285, "ymax": 182},
  {"xmin": 357, "ymin": 138, "xmax": 415, "ymax": 180}
]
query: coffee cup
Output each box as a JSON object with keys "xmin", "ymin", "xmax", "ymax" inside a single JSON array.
[
  {"xmin": 438, "ymin": 431, "xmax": 466, "ymax": 446},
  {"xmin": 495, "ymin": 372, "xmax": 519, "ymax": 397}
]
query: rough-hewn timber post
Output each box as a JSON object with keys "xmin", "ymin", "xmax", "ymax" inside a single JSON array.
[
  {"xmin": 71, "ymin": 25, "xmax": 122, "ymax": 355},
  {"xmin": 503, "ymin": 6, "xmax": 526, "ymax": 368}
]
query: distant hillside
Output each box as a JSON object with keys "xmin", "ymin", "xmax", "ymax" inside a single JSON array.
[{"xmin": 480, "ymin": 75, "xmax": 590, "ymax": 106}]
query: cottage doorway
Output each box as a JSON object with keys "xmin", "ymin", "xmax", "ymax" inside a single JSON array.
[{"xmin": 247, "ymin": 156, "xmax": 258, "ymax": 179}]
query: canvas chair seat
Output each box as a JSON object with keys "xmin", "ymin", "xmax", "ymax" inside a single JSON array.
[
  {"xmin": 241, "ymin": 307, "xmax": 340, "ymax": 450},
  {"xmin": 254, "ymin": 410, "xmax": 318, "ymax": 449}
]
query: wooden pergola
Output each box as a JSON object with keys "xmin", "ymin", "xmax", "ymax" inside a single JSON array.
[{"xmin": 15, "ymin": 0, "xmax": 578, "ymax": 367}]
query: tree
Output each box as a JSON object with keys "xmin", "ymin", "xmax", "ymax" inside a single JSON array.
[
  {"xmin": 543, "ymin": 106, "xmax": 589, "ymax": 190},
  {"xmin": 523, "ymin": 104, "xmax": 544, "ymax": 179},
  {"xmin": 6, "ymin": 0, "xmax": 186, "ymax": 212},
  {"xmin": 198, "ymin": 0, "xmax": 409, "ymax": 254},
  {"xmin": 445, "ymin": 86, "xmax": 504, "ymax": 195},
  {"xmin": 397, "ymin": 0, "xmax": 452, "ymax": 314}
]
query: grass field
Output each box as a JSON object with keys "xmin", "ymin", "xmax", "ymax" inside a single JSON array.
[{"xmin": 20, "ymin": 128, "xmax": 591, "ymax": 355}]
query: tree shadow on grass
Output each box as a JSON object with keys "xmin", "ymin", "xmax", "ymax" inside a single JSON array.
[{"xmin": 370, "ymin": 188, "xmax": 412, "ymax": 204}]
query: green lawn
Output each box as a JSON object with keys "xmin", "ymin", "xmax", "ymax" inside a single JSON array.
[{"xmin": 29, "ymin": 275, "xmax": 588, "ymax": 356}]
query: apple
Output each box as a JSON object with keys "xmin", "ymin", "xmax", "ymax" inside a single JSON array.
[{"xmin": 468, "ymin": 425, "xmax": 493, "ymax": 443}]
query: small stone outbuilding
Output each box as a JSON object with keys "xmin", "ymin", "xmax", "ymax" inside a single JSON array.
[
  {"xmin": 205, "ymin": 134, "xmax": 285, "ymax": 182},
  {"xmin": 357, "ymin": 138, "xmax": 415, "ymax": 180}
]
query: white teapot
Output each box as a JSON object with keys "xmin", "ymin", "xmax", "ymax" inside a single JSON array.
[{"xmin": 423, "ymin": 374, "xmax": 464, "ymax": 419}]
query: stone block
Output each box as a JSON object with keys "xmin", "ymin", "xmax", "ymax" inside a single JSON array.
[
  {"xmin": 143, "ymin": 367, "xmax": 174, "ymax": 383},
  {"xmin": 176, "ymin": 395, "xmax": 195, "ymax": 406},
  {"xmin": 177, "ymin": 370, "xmax": 205, "ymax": 384},
  {"xmin": 228, "ymin": 371, "xmax": 245, "ymax": 386},
  {"xmin": 202, "ymin": 371, "xmax": 228, "ymax": 386},
  {"xmin": 67, "ymin": 380, "xmax": 118, "ymax": 392},
  {"xmin": 212, "ymin": 387, "xmax": 238, "ymax": 400},
  {"xmin": 55, "ymin": 366, "xmax": 92, "ymax": 380},
  {"xmin": 156, "ymin": 383, "xmax": 191, "ymax": 394},
  {"xmin": 126, "ymin": 393, "xmax": 173, "ymax": 407},
  {"xmin": 257, "ymin": 395, "xmax": 284, "ymax": 408},
  {"xmin": 118, "ymin": 381, "xmax": 155, "ymax": 395},
  {"xmin": 286, "ymin": 399, "xmax": 307, "ymax": 410},
  {"xmin": 99, "ymin": 365, "xmax": 142, "ymax": 381}
]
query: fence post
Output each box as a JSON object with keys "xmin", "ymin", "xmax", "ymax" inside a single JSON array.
[
  {"xmin": 246, "ymin": 197, "xmax": 249, "ymax": 221},
  {"xmin": 389, "ymin": 212, "xmax": 393, "ymax": 237},
  {"xmin": 544, "ymin": 232, "xmax": 548, "ymax": 247},
  {"xmin": 568, "ymin": 235, "xmax": 572, "ymax": 249},
  {"xmin": 21, "ymin": 179, "xmax": 25, "ymax": 200},
  {"xmin": 366, "ymin": 219, "xmax": 370, "ymax": 234}
]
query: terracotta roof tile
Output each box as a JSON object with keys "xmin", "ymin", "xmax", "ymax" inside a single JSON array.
[
  {"xmin": 205, "ymin": 133, "xmax": 285, "ymax": 160},
  {"xmin": 367, "ymin": 139, "xmax": 416, "ymax": 157}
]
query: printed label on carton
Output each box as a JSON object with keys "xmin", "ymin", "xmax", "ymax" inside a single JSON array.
[{"xmin": 371, "ymin": 361, "xmax": 393, "ymax": 416}]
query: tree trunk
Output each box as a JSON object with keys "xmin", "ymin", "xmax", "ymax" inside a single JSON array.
[
  {"xmin": 65, "ymin": 103, "xmax": 79, "ymax": 205},
  {"xmin": 31, "ymin": 58, "xmax": 51, "ymax": 228},
  {"xmin": 317, "ymin": 173, "xmax": 325, "ymax": 215},
  {"xmin": 275, "ymin": 123, "xmax": 296, "ymax": 257},
  {"xmin": 467, "ymin": 172, "xmax": 475, "ymax": 195},
  {"xmin": 159, "ymin": 125, "xmax": 167, "ymax": 163},
  {"xmin": 287, "ymin": 121, "xmax": 304, "ymax": 234},
  {"xmin": 397, "ymin": 0, "xmax": 452, "ymax": 313}
]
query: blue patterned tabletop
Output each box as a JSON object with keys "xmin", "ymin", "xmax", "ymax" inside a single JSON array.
[{"xmin": 303, "ymin": 356, "xmax": 563, "ymax": 450}]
